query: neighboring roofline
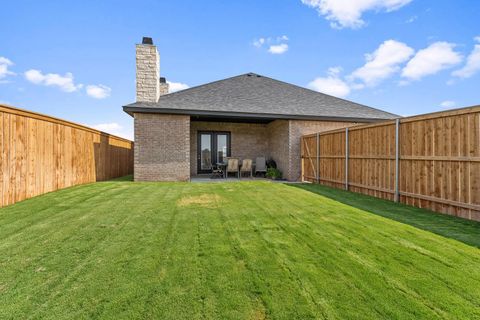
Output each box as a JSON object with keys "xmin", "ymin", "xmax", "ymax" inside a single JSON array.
[{"xmin": 122, "ymin": 105, "xmax": 398, "ymax": 123}]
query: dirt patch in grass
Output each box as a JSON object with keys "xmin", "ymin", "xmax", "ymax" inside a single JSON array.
[
  {"xmin": 249, "ymin": 301, "xmax": 267, "ymax": 320},
  {"xmin": 177, "ymin": 194, "xmax": 223, "ymax": 208}
]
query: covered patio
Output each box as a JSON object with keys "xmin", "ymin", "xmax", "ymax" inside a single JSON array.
[
  {"xmin": 190, "ymin": 175, "xmax": 271, "ymax": 182},
  {"xmin": 189, "ymin": 118, "xmax": 288, "ymax": 179}
]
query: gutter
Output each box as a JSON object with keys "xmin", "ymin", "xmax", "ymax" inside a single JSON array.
[{"xmin": 122, "ymin": 106, "xmax": 397, "ymax": 123}]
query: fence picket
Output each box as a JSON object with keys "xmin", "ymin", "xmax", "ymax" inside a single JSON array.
[
  {"xmin": 0, "ymin": 104, "xmax": 133, "ymax": 208},
  {"xmin": 301, "ymin": 105, "xmax": 480, "ymax": 221}
]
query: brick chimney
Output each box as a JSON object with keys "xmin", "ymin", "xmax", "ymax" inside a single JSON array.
[{"xmin": 136, "ymin": 37, "xmax": 160, "ymax": 102}]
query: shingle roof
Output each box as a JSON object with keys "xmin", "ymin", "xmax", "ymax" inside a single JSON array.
[{"xmin": 123, "ymin": 73, "xmax": 398, "ymax": 121}]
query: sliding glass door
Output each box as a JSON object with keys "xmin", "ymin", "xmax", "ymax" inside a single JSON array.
[{"xmin": 197, "ymin": 131, "xmax": 231, "ymax": 174}]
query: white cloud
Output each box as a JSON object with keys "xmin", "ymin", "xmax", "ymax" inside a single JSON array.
[
  {"xmin": 405, "ymin": 15, "xmax": 417, "ymax": 23},
  {"xmin": 268, "ymin": 43, "xmax": 289, "ymax": 54},
  {"xmin": 401, "ymin": 42, "xmax": 462, "ymax": 81},
  {"xmin": 301, "ymin": 0, "xmax": 412, "ymax": 29},
  {"xmin": 440, "ymin": 100, "xmax": 456, "ymax": 108},
  {"xmin": 86, "ymin": 84, "xmax": 111, "ymax": 99},
  {"xmin": 253, "ymin": 35, "xmax": 289, "ymax": 54},
  {"xmin": 253, "ymin": 38, "xmax": 266, "ymax": 48},
  {"xmin": 452, "ymin": 37, "xmax": 480, "ymax": 78},
  {"xmin": 24, "ymin": 69, "xmax": 83, "ymax": 92},
  {"xmin": 0, "ymin": 57, "xmax": 15, "ymax": 80},
  {"xmin": 349, "ymin": 39, "xmax": 414, "ymax": 86},
  {"xmin": 167, "ymin": 81, "xmax": 189, "ymax": 93},
  {"xmin": 90, "ymin": 122, "xmax": 133, "ymax": 140},
  {"xmin": 308, "ymin": 67, "xmax": 351, "ymax": 98},
  {"xmin": 91, "ymin": 122, "xmax": 122, "ymax": 132}
]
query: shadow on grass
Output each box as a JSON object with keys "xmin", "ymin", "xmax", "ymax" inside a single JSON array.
[
  {"xmin": 288, "ymin": 183, "xmax": 480, "ymax": 249},
  {"xmin": 108, "ymin": 175, "xmax": 133, "ymax": 182}
]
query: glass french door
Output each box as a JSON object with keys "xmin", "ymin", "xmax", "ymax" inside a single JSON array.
[{"xmin": 197, "ymin": 131, "xmax": 231, "ymax": 174}]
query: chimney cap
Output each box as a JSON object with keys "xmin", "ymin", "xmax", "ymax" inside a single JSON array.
[{"xmin": 142, "ymin": 37, "xmax": 153, "ymax": 45}]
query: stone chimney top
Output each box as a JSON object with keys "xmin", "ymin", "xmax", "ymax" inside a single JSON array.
[
  {"xmin": 142, "ymin": 37, "xmax": 153, "ymax": 45},
  {"xmin": 136, "ymin": 37, "xmax": 160, "ymax": 102}
]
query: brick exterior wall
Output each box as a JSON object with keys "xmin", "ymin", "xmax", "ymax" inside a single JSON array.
[
  {"xmin": 132, "ymin": 115, "xmax": 358, "ymax": 181},
  {"xmin": 287, "ymin": 120, "xmax": 357, "ymax": 181},
  {"xmin": 266, "ymin": 120, "xmax": 290, "ymax": 178},
  {"xmin": 134, "ymin": 113, "xmax": 190, "ymax": 181},
  {"xmin": 190, "ymin": 122, "xmax": 268, "ymax": 175}
]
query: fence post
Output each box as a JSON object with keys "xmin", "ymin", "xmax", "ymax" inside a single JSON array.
[
  {"xmin": 301, "ymin": 137, "xmax": 304, "ymax": 182},
  {"xmin": 345, "ymin": 127, "xmax": 349, "ymax": 190},
  {"xmin": 316, "ymin": 133, "xmax": 320, "ymax": 183},
  {"xmin": 394, "ymin": 118, "xmax": 400, "ymax": 202}
]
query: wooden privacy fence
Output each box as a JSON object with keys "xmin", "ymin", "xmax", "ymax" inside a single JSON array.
[
  {"xmin": 0, "ymin": 104, "xmax": 134, "ymax": 207},
  {"xmin": 301, "ymin": 105, "xmax": 480, "ymax": 221}
]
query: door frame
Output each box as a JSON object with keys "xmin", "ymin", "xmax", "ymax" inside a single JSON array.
[{"xmin": 197, "ymin": 131, "xmax": 231, "ymax": 174}]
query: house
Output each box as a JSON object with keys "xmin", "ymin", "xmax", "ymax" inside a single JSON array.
[{"xmin": 123, "ymin": 37, "xmax": 398, "ymax": 181}]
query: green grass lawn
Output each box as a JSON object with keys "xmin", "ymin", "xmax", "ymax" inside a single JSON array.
[{"xmin": 0, "ymin": 180, "xmax": 479, "ymax": 319}]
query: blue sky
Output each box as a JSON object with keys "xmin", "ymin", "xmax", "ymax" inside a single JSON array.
[{"xmin": 1, "ymin": 0, "xmax": 479, "ymax": 139}]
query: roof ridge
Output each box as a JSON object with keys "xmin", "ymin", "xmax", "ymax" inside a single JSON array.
[{"xmin": 160, "ymin": 73, "xmax": 255, "ymax": 99}]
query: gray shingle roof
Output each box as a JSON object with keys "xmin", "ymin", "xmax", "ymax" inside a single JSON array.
[{"xmin": 123, "ymin": 73, "xmax": 398, "ymax": 121}]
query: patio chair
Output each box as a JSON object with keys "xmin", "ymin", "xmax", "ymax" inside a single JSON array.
[
  {"xmin": 255, "ymin": 157, "xmax": 267, "ymax": 177},
  {"xmin": 226, "ymin": 158, "xmax": 239, "ymax": 178},
  {"xmin": 210, "ymin": 164, "xmax": 224, "ymax": 179},
  {"xmin": 240, "ymin": 159, "xmax": 253, "ymax": 178}
]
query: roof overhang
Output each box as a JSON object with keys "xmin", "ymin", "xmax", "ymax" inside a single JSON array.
[{"xmin": 122, "ymin": 106, "xmax": 394, "ymax": 123}]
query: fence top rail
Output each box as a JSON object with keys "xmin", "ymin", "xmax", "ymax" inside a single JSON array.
[
  {"xmin": 399, "ymin": 104, "xmax": 480, "ymax": 123},
  {"xmin": 301, "ymin": 104, "xmax": 480, "ymax": 139},
  {"xmin": 318, "ymin": 128, "xmax": 348, "ymax": 136},
  {"xmin": 347, "ymin": 120, "xmax": 396, "ymax": 131},
  {"xmin": 0, "ymin": 103, "xmax": 133, "ymax": 143}
]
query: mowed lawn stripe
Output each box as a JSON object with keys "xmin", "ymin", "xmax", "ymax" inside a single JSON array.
[
  {"xmin": 0, "ymin": 183, "xmax": 119, "ymax": 242},
  {"xmin": 39, "ymin": 183, "xmax": 181, "ymax": 319},
  {"xmin": 191, "ymin": 184, "xmax": 259, "ymax": 319},
  {"xmin": 217, "ymin": 184, "xmax": 312, "ymax": 319},
  {"xmin": 0, "ymin": 183, "xmax": 132, "ymax": 297},
  {"xmin": 238, "ymin": 181, "xmax": 478, "ymax": 315},
  {"xmin": 141, "ymin": 184, "xmax": 205, "ymax": 319},
  {"xmin": 2, "ymin": 183, "xmax": 158, "ymax": 318},
  {"xmin": 0, "ymin": 180, "xmax": 479, "ymax": 319},
  {"xmin": 230, "ymin": 183, "xmax": 331, "ymax": 319},
  {"xmin": 29, "ymin": 183, "xmax": 159, "ymax": 319},
  {"xmin": 243, "ymin": 183, "xmax": 388, "ymax": 319},
  {"xmin": 236, "ymin": 183, "xmax": 396, "ymax": 319}
]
